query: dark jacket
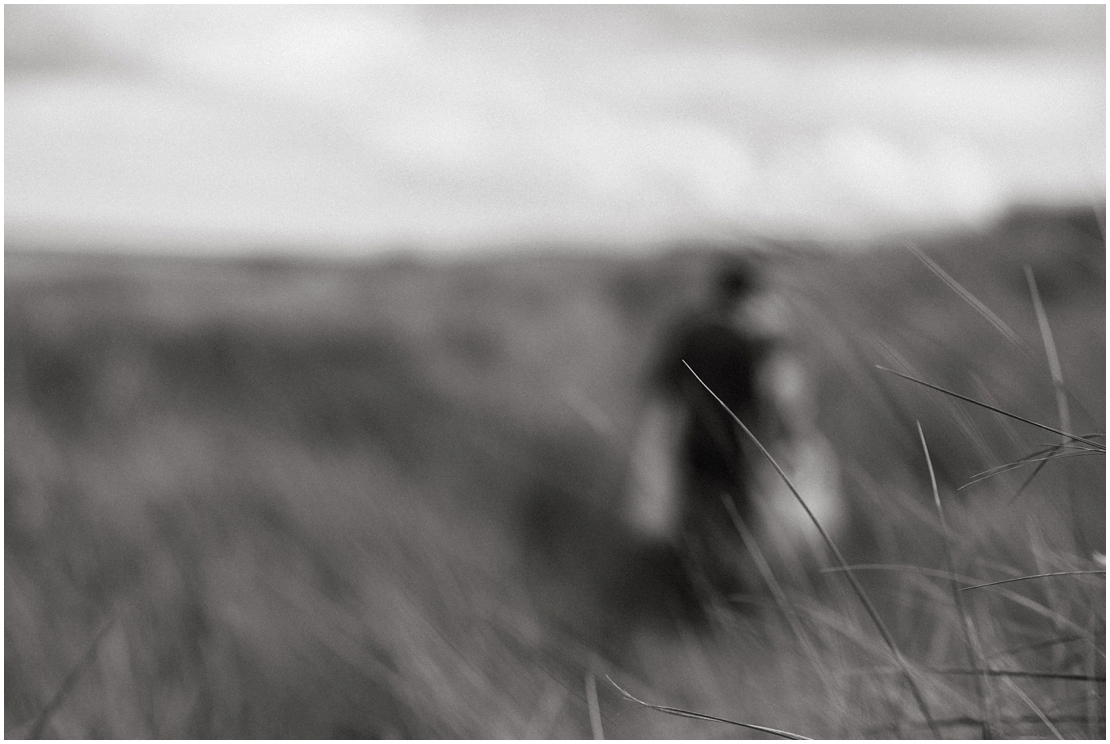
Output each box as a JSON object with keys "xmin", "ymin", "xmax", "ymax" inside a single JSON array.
[{"xmin": 648, "ymin": 308, "xmax": 773, "ymax": 499}]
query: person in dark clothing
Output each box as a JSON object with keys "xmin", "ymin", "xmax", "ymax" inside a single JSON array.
[
  {"xmin": 653, "ymin": 266, "xmax": 769, "ymax": 520},
  {"xmin": 625, "ymin": 256, "xmax": 842, "ymax": 602}
]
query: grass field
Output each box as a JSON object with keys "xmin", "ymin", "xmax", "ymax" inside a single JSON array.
[{"xmin": 5, "ymin": 205, "xmax": 1105, "ymax": 738}]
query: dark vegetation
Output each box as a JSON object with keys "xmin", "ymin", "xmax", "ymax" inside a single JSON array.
[{"xmin": 5, "ymin": 205, "xmax": 1105, "ymax": 737}]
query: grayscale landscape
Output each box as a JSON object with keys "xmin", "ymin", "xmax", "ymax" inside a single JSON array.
[{"xmin": 5, "ymin": 6, "xmax": 1105, "ymax": 739}]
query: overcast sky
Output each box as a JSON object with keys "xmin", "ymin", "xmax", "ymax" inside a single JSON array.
[{"xmin": 5, "ymin": 5, "xmax": 1105, "ymax": 255}]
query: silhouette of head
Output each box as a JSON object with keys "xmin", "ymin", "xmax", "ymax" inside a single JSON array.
[{"xmin": 710, "ymin": 257, "xmax": 761, "ymax": 312}]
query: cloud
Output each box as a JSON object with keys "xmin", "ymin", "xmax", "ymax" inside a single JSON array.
[
  {"xmin": 752, "ymin": 129, "xmax": 1002, "ymax": 239},
  {"xmin": 5, "ymin": 6, "xmax": 1104, "ymax": 252}
]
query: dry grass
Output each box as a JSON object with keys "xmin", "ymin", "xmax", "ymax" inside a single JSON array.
[{"xmin": 5, "ymin": 206, "xmax": 1104, "ymax": 738}]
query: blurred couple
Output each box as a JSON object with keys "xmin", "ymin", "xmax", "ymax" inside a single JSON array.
[{"xmin": 625, "ymin": 256, "xmax": 844, "ymax": 596}]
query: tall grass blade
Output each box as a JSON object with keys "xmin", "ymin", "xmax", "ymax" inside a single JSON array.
[
  {"xmin": 960, "ymin": 446, "xmax": 1100, "ymax": 492},
  {"xmin": 987, "ymin": 634, "xmax": 1088, "ymax": 663},
  {"xmin": 1010, "ymin": 452, "xmax": 1056, "ymax": 504},
  {"xmin": 851, "ymin": 666, "xmax": 1104, "ymax": 682},
  {"xmin": 605, "ymin": 676, "xmax": 811, "ymax": 740},
  {"xmin": 1025, "ymin": 266, "xmax": 1072, "ymax": 438},
  {"xmin": 684, "ymin": 361, "xmax": 942, "ymax": 738},
  {"xmin": 874, "ymin": 338, "xmax": 1000, "ymax": 468},
  {"xmin": 1084, "ymin": 601, "xmax": 1103, "ymax": 738},
  {"xmin": 27, "ymin": 619, "xmax": 115, "ymax": 739},
  {"xmin": 918, "ymin": 422, "xmax": 995, "ymax": 738},
  {"xmin": 907, "ymin": 243, "xmax": 1097, "ymax": 425},
  {"xmin": 823, "ymin": 564, "xmax": 1101, "ymax": 644},
  {"xmin": 960, "ymin": 571, "xmax": 1106, "ymax": 591},
  {"xmin": 1002, "ymin": 677, "xmax": 1065, "ymax": 740},
  {"xmin": 966, "ymin": 442, "xmax": 1100, "ymax": 480},
  {"xmin": 876, "ymin": 366, "xmax": 1104, "ymax": 450},
  {"xmin": 907, "ymin": 242, "xmax": 1026, "ymax": 350},
  {"xmin": 585, "ymin": 671, "xmax": 604, "ymax": 740},
  {"xmin": 822, "ymin": 564, "xmax": 978, "ymax": 583}
]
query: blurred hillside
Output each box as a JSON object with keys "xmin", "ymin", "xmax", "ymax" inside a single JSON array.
[{"xmin": 5, "ymin": 204, "xmax": 1104, "ymax": 737}]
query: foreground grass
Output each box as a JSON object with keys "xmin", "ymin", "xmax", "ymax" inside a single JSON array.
[{"xmin": 5, "ymin": 206, "xmax": 1105, "ymax": 737}]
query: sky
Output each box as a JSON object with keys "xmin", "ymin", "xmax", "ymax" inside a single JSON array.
[{"xmin": 4, "ymin": 5, "xmax": 1106, "ymax": 255}]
